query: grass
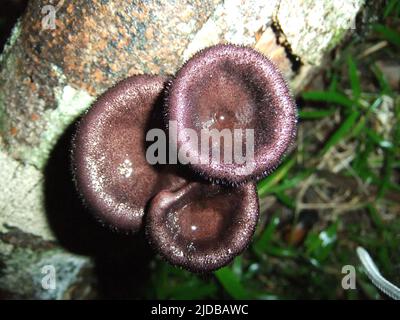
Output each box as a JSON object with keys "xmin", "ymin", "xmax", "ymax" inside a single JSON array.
[{"xmin": 145, "ymin": 5, "xmax": 400, "ymax": 300}]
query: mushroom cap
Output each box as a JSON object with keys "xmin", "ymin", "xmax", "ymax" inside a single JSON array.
[
  {"xmin": 145, "ymin": 182, "xmax": 259, "ymax": 272},
  {"xmin": 167, "ymin": 44, "xmax": 297, "ymax": 184},
  {"xmin": 72, "ymin": 75, "xmax": 181, "ymax": 232}
]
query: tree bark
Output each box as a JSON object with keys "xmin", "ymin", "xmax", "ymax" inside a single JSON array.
[{"xmin": 0, "ymin": 0, "xmax": 370, "ymax": 299}]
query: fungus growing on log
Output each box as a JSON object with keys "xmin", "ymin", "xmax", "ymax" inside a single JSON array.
[
  {"xmin": 166, "ymin": 44, "xmax": 297, "ymax": 184},
  {"xmin": 71, "ymin": 44, "xmax": 296, "ymax": 272}
]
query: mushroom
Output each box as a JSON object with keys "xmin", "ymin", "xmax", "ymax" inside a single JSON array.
[
  {"xmin": 71, "ymin": 44, "xmax": 297, "ymax": 272},
  {"xmin": 72, "ymin": 75, "xmax": 186, "ymax": 232},
  {"xmin": 146, "ymin": 182, "xmax": 258, "ymax": 272},
  {"xmin": 166, "ymin": 44, "xmax": 297, "ymax": 184}
]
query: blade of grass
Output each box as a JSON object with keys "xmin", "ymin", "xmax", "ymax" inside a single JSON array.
[
  {"xmin": 154, "ymin": 263, "xmax": 170, "ymax": 299},
  {"xmin": 275, "ymin": 191, "xmax": 296, "ymax": 209},
  {"xmin": 377, "ymin": 103, "xmax": 400, "ymax": 198},
  {"xmin": 359, "ymin": 169, "xmax": 400, "ymax": 193},
  {"xmin": 232, "ymin": 256, "xmax": 243, "ymax": 277},
  {"xmin": 366, "ymin": 204, "xmax": 384, "ymax": 231},
  {"xmin": 299, "ymin": 109, "xmax": 336, "ymax": 119},
  {"xmin": 302, "ymin": 91, "xmax": 354, "ymax": 109},
  {"xmin": 215, "ymin": 267, "xmax": 250, "ymax": 299},
  {"xmin": 266, "ymin": 169, "xmax": 312, "ymax": 194},
  {"xmin": 384, "ymin": 0, "xmax": 400, "ymax": 17},
  {"xmin": 352, "ymin": 138, "xmax": 374, "ymax": 180},
  {"xmin": 328, "ymin": 72, "xmax": 339, "ymax": 92},
  {"xmin": 373, "ymin": 24, "xmax": 400, "ymax": 47},
  {"xmin": 257, "ymin": 157, "xmax": 296, "ymax": 197},
  {"xmin": 352, "ymin": 115, "xmax": 366, "ymax": 137},
  {"xmin": 347, "ymin": 55, "xmax": 361, "ymax": 101},
  {"xmin": 305, "ymin": 222, "xmax": 338, "ymax": 263},
  {"xmin": 253, "ymin": 214, "xmax": 280, "ymax": 256},
  {"xmin": 366, "ymin": 128, "xmax": 393, "ymax": 149},
  {"xmin": 371, "ymin": 64, "xmax": 392, "ymax": 95},
  {"xmin": 353, "ymin": 97, "xmax": 383, "ymax": 137},
  {"xmin": 319, "ymin": 111, "xmax": 360, "ymax": 155},
  {"xmin": 266, "ymin": 246, "xmax": 298, "ymax": 258}
]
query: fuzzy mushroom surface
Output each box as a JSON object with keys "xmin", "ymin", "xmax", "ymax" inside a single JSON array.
[
  {"xmin": 71, "ymin": 43, "xmax": 297, "ymax": 273},
  {"xmin": 146, "ymin": 182, "xmax": 259, "ymax": 272},
  {"xmin": 72, "ymin": 75, "xmax": 186, "ymax": 232},
  {"xmin": 167, "ymin": 44, "xmax": 297, "ymax": 184}
]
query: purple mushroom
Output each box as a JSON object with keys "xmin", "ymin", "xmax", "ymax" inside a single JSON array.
[
  {"xmin": 71, "ymin": 44, "xmax": 297, "ymax": 272},
  {"xmin": 167, "ymin": 44, "xmax": 297, "ymax": 184},
  {"xmin": 146, "ymin": 182, "xmax": 258, "ymax": 272},
  {"xmin": 72, "ymin": 75, "xmax": 186, "ymax": 232}
]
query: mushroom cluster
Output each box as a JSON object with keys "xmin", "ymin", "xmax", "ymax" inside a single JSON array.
[{"xmin": 72, "ymin": 44, "xmax": 297, "ymax": 273}]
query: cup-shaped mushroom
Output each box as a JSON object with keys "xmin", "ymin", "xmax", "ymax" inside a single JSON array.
[
  {"xmin": 72, "ymin": 75, "xmax": 185, "ymax": 232},
  {"xmin": 167, "ymin": 44, "xmax": 297, "ymax": 184},
  {"xmin": 146, "ymin": 182, "xmax": 259, "ymax": 272}
]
